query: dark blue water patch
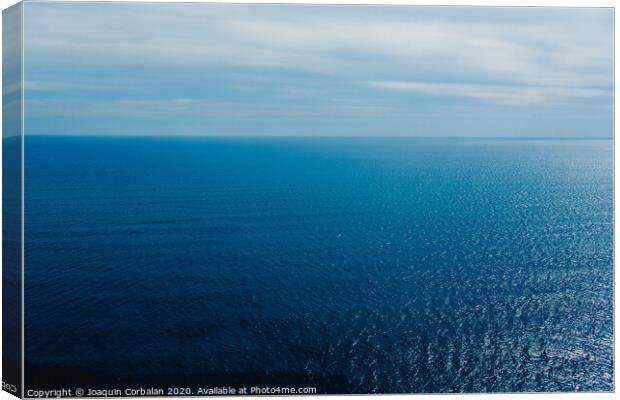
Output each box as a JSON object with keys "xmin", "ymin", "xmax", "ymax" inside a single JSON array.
[{"xmin": 24, "ymin": 137, "xmax": 613, "ymax": 393}]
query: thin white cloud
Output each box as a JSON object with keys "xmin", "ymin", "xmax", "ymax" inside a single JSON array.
[
  {"xmin": 25, "ymin": 96, "xmax": 388, "ymax": 118},
  {"xmin": 21, "ymin": 3, "xmax": 614, "ymax": 138},
  {"xmin": 370, "ymin": 81, "xmax": 612, "ymax": 106},
  {"xmin": 23, "ymin": 4, "xmax": 613, "ymax": 90}
]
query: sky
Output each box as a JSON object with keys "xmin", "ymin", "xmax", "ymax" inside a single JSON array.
[{"xmin": 22, "ymin": 2, "xmax": 614, "ymax": 137}]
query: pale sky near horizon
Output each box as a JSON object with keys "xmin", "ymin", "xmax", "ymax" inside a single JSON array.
[{"xmin": 21, "ymin": 3, "xmax": 614, "ymax": 137}]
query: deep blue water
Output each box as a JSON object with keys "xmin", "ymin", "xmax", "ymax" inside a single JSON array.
[{"xmin": 24, "ymin": 137, "xmax": 613, "ymax": 393}]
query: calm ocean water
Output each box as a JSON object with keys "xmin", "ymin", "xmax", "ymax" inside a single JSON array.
[{"xmin": 24, "ymin": 137, "xmax": 613, "ymax": 393}]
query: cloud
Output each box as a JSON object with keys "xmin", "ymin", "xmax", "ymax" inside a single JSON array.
[
  {"xmin": 370, "ymin": 81, "xmax": 612, "ymax": 106},
  {"xmin": 21, "ymin": 3, "xmax": 613, "ymax": 137},
  {"xmin": 24, "ymin": 4, "xmax": 613, "ymax": 88}
]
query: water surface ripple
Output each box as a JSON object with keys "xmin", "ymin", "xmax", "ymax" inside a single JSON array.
[{"xmin": 25, "ymin": 137, "xmax": 613, "ymax": 393}]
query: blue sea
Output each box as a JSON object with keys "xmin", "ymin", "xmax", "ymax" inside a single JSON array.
[{"xmin": 24, "ymin": 137, "xmax": 613, "ymax": 393}]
